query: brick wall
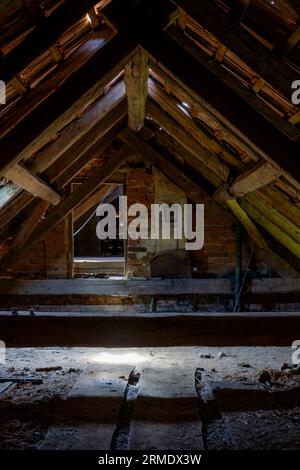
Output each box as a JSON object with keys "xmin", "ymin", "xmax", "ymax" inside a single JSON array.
[
  {"xmin": 126, "ymin": 166, "xmax": 155, "ymax": 277},
  {"xmin": 0, "ymin": 219, "xmax": 70, "ymax": 279}
]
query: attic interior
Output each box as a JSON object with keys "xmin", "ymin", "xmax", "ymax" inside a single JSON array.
[{"xmin": 0, "ymin": 0, "xmax": 300, "ymax": 453}]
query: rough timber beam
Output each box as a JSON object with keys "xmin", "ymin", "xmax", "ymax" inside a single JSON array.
[
  {"xmin": 167, "ymin": 25, "xmax": 299, "ymax": 141},
  {"xmin": 0, "ymin": 309, "xmax": 300, "ymax": 347},
  {"xmin": 141, "ymin": 31, "xmax": 300, "ymax": 185},
  {"xmin": 0, "ymin": 0, "xmax": 101, "ymax": 82},
  {"xmin": 171, "ymin": 0, "xmax": 298, "ymax": 101},
  {"xmin": 0, "ymin": 25, "xmax": 113, "ymax": 140},
  {"xmin": 0, "ymin": 33, "xmax": 138, "ymax": 175},
  {"xmin": 124, "ymin": 49, "xmax": 149, "ymax": 132},
  {"xmin": 120, "ymin": 128, "xmax": 299, "ymax": 279},
  {"xmin": 0, "ymin": 146, "xmax": 132, "ymax": 274},
  {"xmin": 4, "ymin": 164, "xmax": 62, "ymax": 206}
]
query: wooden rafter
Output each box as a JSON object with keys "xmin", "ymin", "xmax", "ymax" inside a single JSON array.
[
  {"xmin": 167, "ymin": 25, "xmax": 299, "ymax": 141},
  {"xmin": 171, "ymin": 0, "xmax": 298, "ymax": 101},
  {"xmin": 0, "ymin": 33, "xmax": 138, "ymax": 175},
  {"xmin": 141, "ymin": 31, "xmax": 300, "ymax": 186},
  {"xmin": 0, "ymin": 101, "xmax": 127, "ymax": 233},
  {"xmin": 0, "ymin": 0, "xmax": 101, "ymax": 82}
]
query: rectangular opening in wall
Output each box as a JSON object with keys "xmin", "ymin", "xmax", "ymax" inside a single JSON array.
[{"xmin": 73, "ymin": 184, "xmax": 125, "ymax": 278}]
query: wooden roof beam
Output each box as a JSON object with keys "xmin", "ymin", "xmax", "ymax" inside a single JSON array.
[
  {"xmin": 0, "ymin": 0, "xmax": 102, "ymax": 82},
  {"xmin": 0, "ymin": 33, "xmax": 138, "ymax": 175},
  {"xmin": 171, "ymin": 0, "xmax": 298, "ymax": 101},
  {"xmin": 167, "ymin": 26, "xmax": 299, "ymax": 141},
  {"xmin": 141, "ymin": 31, "xmax": 300, "ymax": 186},
  {"xmin": 0, "ymin": 102, "xmax": 127, "ymax": 232}
]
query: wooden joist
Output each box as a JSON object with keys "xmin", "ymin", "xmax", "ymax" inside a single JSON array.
[
  {"xmin": 0, "ymin": 145, "xmax": 132, "ymax": 274},
  {"xmin": 0, "ymin": 310, "xmax": 299, "ymax": 347},
  {"xmin": 240, "ymin": 199, "xmax": 300, "ymax": 260},
  {"xmin": 1, "ymin": 277, "xmax": 300, "ymax": 297},
  {"xmin": 124, "ymin": 48, "xmax": 149, "ymax": 131},
  {"xmin": 27, "ymin": 80, "xmax": 126, "ymax": 175},
  {"xmin": 171, "ymin": 0, "xmax": 298, "ymax": 101},
  {"xmin": 4, "ymin": 164, "xmax": 61, "ymax": 206}
]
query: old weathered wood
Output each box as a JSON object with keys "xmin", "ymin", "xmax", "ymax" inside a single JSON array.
[
  {"xmin": 168, "ymin": 25, "xmax": 298, "ymax": 141},
  {"xmin": 0, "ymin": 33, "xmax": 138, "ymax": 175},
  {"xmin": 142, "ymin": 31, "xmax": 300, "ymax": 186},
  {"xmin": 0, "ymin": 26, "xmax": 113, "ymax": 141},
  {"xmin": 0, "ymin": 103, "xmax": 126, "ymax": 232},
  {"xmin": 147, "ymin": 98, "xmax": 230, "ymax": 182},
  {"xmin": 0, "ymin": 310, "xmax": 299, "ymax": 347},
  {"xmin": 4, "ymin": 164, "xmax": 61, "ymax": 206},
  {"xmin": 0, "ymin": 0, "xmax": 101, "ymax": 82},
  {"xmin": 230, "ymin": 162, "xmax": 282, "ymax": 197},
  {"xmin": 172, "ymin": 0, "xmax": 298, "ymax": 100},
  {"xmin": 124, "ymin": 48, "xmax": 149, "ymax": 131},
  {"xmin": 28, "ymin": 81, "xmax": 125, "ymax": 175}
]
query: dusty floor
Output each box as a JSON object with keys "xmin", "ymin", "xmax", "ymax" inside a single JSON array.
[{"xmin": 0, "ymin": 346, "xmax": 299, "ymax": 450}]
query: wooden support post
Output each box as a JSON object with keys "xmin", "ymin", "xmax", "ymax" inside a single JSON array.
[{"xmin": 124, "ymin": 49, "xmax": 149, "ymax": 132}]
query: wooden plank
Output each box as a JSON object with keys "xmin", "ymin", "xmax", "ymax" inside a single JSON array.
[
  {"xmin": 248, "ymin": 278, "xmax": 300, "ymax": 295},
  {"xmin": 4, "ymin": 164, "xmax": 62, "ymax": 205},
  {"xmin": 124, "ymin": 48, "xmax": 149, "ymax": 131},
  {"xmin": 1, "ymin": 311, "xmax": 300, "ymax": 347},
  {"xmin": 171, "ymin": 0, "xmax": 298, "ymax": 100},
  {"xmin": 230, "ymin": 162, "xmax": 282, "ymax": 197},
  {"xmin": 141, "ymin": 31, "xmax": 300, "ymax": 186},
  {"xmin": 0, "ymin": 33, "xmax": 138, "ymax": 174},
  {"xmin": 28, "ymin": 80, "xmax": 126, "ymax": 176},
  {"xmin": 0, "ymin": 277, "xmax": 300, "ymax": 296},
  {"xmin": 0, "ymin": 278, "xmax": 232, "ymax": 296},
  {"xmin": 0, "ymin": 146, "xmax": 132, "ymax": 274}
]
